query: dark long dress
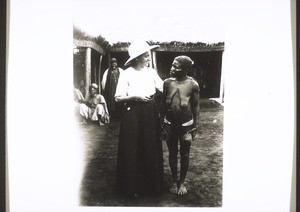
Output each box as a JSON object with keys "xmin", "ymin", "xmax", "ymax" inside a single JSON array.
[
  {"xmin": 103, "ymin": 68, "xmax": 120, "ymax": 117},
  {"xmin": 116, "ymin": 98, "xmax": 164, "ymax": 196}
]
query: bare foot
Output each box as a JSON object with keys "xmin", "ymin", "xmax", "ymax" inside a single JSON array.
[
  {"xmin": 177, "ymin": 184, "xmax": 187, "ymax": 195},
  {"xmin": 169, "ymin": 183, "xmax": 178, "ymax": 194}
]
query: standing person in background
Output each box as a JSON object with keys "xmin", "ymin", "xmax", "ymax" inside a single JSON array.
[
  {"xmin": 161, "ymin": 55, "xmax": 200, "ymax": 195},
  {"xmin": 101, "ymin": 58, "xmax": 124, "ymax": 118},
  {"xmin": 114, "ymin": 41, "xmax": 164, "ymax": 197}
]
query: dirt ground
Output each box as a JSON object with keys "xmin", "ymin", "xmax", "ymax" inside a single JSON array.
[{"xmin": 78, "ymin": 100, "xmax": 223, "ymax": 207}]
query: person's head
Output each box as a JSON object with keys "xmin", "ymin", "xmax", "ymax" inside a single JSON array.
[
  {"xmin": 124, "ymin": 41, "xmax": 159, "ymax": 68},
  {"xmin": 79, "ymin": 79, "xmax": 85, "ymax": 87},
  {"xmin": 170, "ymin": 55, "xmax": 194, "ymax": 77},
  {"xmin": 89, "ymin": 83, "xmax": 99, "ymax": 96},
  {"xmin": 110, "ymin": 58, "xmax": 118, "ymax": 69}
]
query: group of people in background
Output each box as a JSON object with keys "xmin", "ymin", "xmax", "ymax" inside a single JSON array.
[
  {"xmin": 74, "ymin": 41, "xmax": 200, "ymax": 197},
  {"xmin": 73, "ymin": 57, "xmax": 122, "ymax": 125}
]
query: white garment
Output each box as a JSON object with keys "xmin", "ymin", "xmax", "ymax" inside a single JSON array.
[
  {"xmin": 79, "ymin": 103, "xmax": 106, "ymax": 121},
  {"xmin": 101, "ymin": 68, "xmax": 124, "ymax": 91},
  {"xmin": 115, "ymin": 67, "xmax": 163, "ymax": 97},
  {"xmin": 73, "ymin": 88, "xmax": 84, "ymax": 101}
]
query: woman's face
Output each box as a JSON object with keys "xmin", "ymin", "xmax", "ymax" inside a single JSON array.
[
  {"xmin": 135, "ymin": 51, "xmax": 151, "ymax": 67},
  {"xmin": 170, "ymin": 59, "xmax": 184, "ymax": 78}
]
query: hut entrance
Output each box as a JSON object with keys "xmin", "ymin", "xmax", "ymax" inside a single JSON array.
[
  {"xmin": 155, "ymin": 51, "xmax": 223, "ymax": 99},
  {"xmin": 73, "ymin": 47, "xmax": 104, "ymax": 97}
]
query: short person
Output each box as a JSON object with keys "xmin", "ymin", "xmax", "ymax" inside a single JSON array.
[{"xmin": 161, "ymin": 55, "xmax": 200, "ymax": 195}]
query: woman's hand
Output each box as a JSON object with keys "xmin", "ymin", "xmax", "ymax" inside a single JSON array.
[
  {"xmin": 115, "ymin": 95, "xmax": 152, "ymax": 103},
  {"xmin": 135, "ymin": 95, "xmax": 151, "ymax": 102},
  {"xmin": 159, "ymin": 125, "xmax": 169, "ymax": 141}
]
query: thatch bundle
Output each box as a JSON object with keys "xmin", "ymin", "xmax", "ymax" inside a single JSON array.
[
  {"xmin": 149, "ymin": 41, "xmax": 224, "ymax": 52},
  {"xmin": 73, "ymin": 26, "xmax": 111, "ymax": 51},
  {"xmin": 73, "ymin": 26, "xmax": 224, "ymax": 52}
]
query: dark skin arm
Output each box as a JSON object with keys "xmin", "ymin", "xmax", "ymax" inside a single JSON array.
[
  {"xmin": 160, "ymin": 80, "xmax": 168, "ymax": 124},
  {"xmin": 189, "ymin": 81, "xmax": 200, "ymax": 139},
  {"xmin": 191, "ymin": 83, "xmax": 200, "ymax": 139},
  {"xmin": 191, "ymin": 81, "xmax": 200, "ymax": 128},
  {"xmin": 158, "ymin": 80, "xmax": 168, "ymax": 140}
]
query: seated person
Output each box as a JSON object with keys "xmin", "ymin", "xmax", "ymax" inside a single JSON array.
[
  {"xmin": 73, "ymin": 87, "xmax": 85, "ymax": 123},
  {"xmin": 78, "ymin": 83, "xmax": 110, "ymax": 125},
  {"xmin": 73, "ymin": 87, "xmax": 84, "ymax": 104}
]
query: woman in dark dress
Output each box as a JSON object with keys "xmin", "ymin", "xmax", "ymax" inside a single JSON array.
[
  {"xmin": 115, "ymin": 41, "xmax": 164, "ymax": 196},
  {"xmin": 101, "ymin": 58, "xmax": 124, "ymax": 118}
]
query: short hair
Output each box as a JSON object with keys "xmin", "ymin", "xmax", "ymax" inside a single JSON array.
[
  {"xmin": 89, "ymin": 83, "xmax": 99, "ymax": 93},
  {"xmin": 174, "ymin": 55, "xmax": 194, "ymax": 71},
  {"xmin": 110, "ymin": 58, "xmax": 117, "ymax": 63}
]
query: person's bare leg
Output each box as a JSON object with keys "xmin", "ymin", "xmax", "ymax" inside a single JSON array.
[
  {"xmin": 166, "ymin": 132, "xmax": 179, "ymax": 194},
  {"xmin": 178, "ymin": 138, "xmax": 191, "ymax": 195},
  {"xmin": 168, "ymin": 148, "xmax": 178, "ymax": 194}
]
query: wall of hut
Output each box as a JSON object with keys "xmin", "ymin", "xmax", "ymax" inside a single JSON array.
[
  {"xmin": 73, "ymin": 27, "xmax": 110, "ymax": 97},
  {"xmin": 73, "ymin": 47, "xmax": 104, "ymax": 96},
  {"xmin": 108, "ymin": 42, "xmax": 224, "ymax": 99},
  {"xmin": 73, "ymin": 28, "xmax": 224, "ymax": 100},
  {"xmin": 155, "ymin": 51, "xmax": 223, "ymax": 98}
]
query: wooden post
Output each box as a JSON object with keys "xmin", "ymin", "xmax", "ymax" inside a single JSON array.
[
  {"xmin": 85, "ymin": 47, "xmax": 92, "ymax": 96},
  {"xmin": 108, "ymin": 54, "xmax": 111, "ymax": 67},
  {"xmin": 93, "ymin": 54, "xmax": 97, "ymax": 84},
  {"xmin": 98, "ymin": 55, "xmax": 103, "ymax": 94},
  {"xmin": 152, "ymin": 51, "xmax": 157, "ymax": 70},
  {"xmin": 219, "ymin": 52, "xmax": 225, "ymax": 103}
]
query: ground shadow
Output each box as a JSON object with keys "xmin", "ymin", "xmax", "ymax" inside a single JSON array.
[{"xmin": 79, "ymin": 100, "xmax": 223, "ymax": 207}]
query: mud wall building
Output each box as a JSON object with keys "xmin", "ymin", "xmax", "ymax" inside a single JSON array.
[{"xmin": 73, "ymin": 28, "xmax": 224, "ymax": 101}]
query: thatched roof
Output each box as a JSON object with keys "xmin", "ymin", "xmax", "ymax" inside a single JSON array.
[
  {"xmin": 73, "ymin": 26, "xmax": 111, "ymax": 52},
  {"xmin": 149, "ymin": 41, "xmax": 225, "ymax": 52},
  {"xmin": 109, "ymin": 41, "xmax": 224, "ymax": 52},
  {"xmin": 73, "ymin": 26, "xmax": 224, "ymax": 53}
]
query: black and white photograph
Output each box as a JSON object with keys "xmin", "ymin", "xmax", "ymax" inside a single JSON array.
[
  {"xmin": 6, "ymin": 0, "xmax": 296, "ymax": 211},
  {"xmin": 72, "ymin": 0, "xmax": 225, "ymax": 207}
]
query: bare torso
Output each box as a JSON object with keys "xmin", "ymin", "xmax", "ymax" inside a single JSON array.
[
  {"xmin": 85, "ymin": 94, "xmax": 101, "ymax": 109},
  {"xmin": 164, "ymin": 77, "xmax": 197, "ymax": 125}
]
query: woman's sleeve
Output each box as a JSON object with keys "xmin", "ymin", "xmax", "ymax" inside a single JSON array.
[{"xmin": 115, "ymin": 71, "xmax": 128, "ymax": 97}]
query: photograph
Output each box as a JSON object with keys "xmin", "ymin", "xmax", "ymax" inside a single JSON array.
[{"xmin": 72, "ymin": 0, "xmax": 225, "ymax": 207}]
